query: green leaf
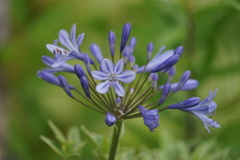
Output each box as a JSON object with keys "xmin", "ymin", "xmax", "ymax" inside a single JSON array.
[
  {"xmin": 224, "ymin": 0, "xmax": 240, "ymax": 11},
  {"xmin": 48, "ymin": 120, "xmax": 66, "ymax": 143},
  {"xmin": 80, "ymin": 125, "xmax": 102, "ymax": 147},
  {"xmin": 40, "ymin": 135, "xmax": 63, "ymax": 156},
  {"xmin": 67, "ymin": 126, "xmax": 85, "ymax": 155},
  {"xmin": 80, "ymin": 125, "xmax": 108, "ymax": 159},
  {"xmin": 67, "ymin": 126, "xmax": 80, "ymax": 144}
]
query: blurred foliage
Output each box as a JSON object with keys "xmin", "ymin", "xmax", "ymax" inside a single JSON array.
[
  {"xmin": 40, "ymin": 120, "xmax": 85, "ymax": 159},
  {"xmin": 42, "ymin": 123, "xmax": 234, "ymax": 160},
  {"xmin": 1, "ymin": 0, "xmax": 240, "ymax": 159},
  {"xmin": 117, "ymin": 130, "xmax": 233, "ymax": 160}
]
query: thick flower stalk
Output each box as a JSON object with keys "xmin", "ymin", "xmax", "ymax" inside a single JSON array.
[{"xmin": 38, "ymin": 23, "xmax": 220, "ymax": 159}]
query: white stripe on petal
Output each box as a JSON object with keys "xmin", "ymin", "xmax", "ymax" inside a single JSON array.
[
  {"xmin": 96, "ymin": 81, "xmax": 110, "ymax": 94},
  {"xmin": 101, "ymin": 59, "xmax": 114, "ymax": 73},
  {"xmin": 114, "ymin": 59, "xmax": 124, "ymax": 74},
  {"xmin": 91, "ymin": 71, "xmax": 109, "ymax": 81},
  {"xmin": 114, "ymin": 81, "xmax": 125, "ymax": 97},
  {"xmin": 118, "ymin": 70, "xmax": 136, "ymax": 83}
]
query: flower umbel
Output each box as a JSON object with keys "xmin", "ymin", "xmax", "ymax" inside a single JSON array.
[{"xmin": 38, "ymin": 23, "xmax": 220, "ymax": 134}]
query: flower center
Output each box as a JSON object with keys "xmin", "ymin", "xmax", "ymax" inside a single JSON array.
[{"xmin": 109, "ymin": 73, "xmax": 118, "ymax": 81}]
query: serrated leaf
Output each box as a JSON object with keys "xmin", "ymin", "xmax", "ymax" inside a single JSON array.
[
  {"xmin": 40, "ymin": 135, "xmax": 63, "ymax": 156},
  {"xmin": 48, "ymin": 120, "xmax": 66, "ymax": 143}
]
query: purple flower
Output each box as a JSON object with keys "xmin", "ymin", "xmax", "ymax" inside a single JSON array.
[
  {"xmin": 159, "ymin": 79, "xmax": 198, "ymax": 91},
  {"xmin": 147, "ymin": 42, "xmax": 154, "ymax": 60},
  {"xmin": 91, "ymin": 58, "xmax": 136, "ymax": 97},
  {"xmin": 169, "ymin": 89, "xmax": 220, "ymax": 133},
  {"xmin": 80, "ymin": 76, "xmax": 91, "ymax": 98},
  {"xmin": 115, "ymin": 97, "xmax": 121, "ymax": 107},
  {"xmin": 38, "ymin": 71, "xmax": 74, "ymax": 89},
  {"xmin": 137, "ymin": 46, "xmax": 174, "ymax": 72},
  {"xmin": 168, "ymin": 97, "xmax": 201, "ymax": 109},
  {"xmin": 38, "ymin": 23, "xmax": 220, "ymax": 133},
  {"xmin": 167, "ymin": 67, "xmax": 176, "ymax": 82},
  {"xmin": 74, "ymin": 64, "xmax": 85, "ymax": 78},
  {"xmin": 129, "ymin": 37, "xmax": 136, "ymax": 55},
  {"xmin": 58, "ymin": 75, "xmax": 74, "ymax": 98},
  {"xmin": 108, "ymin": 31, "xmax": 116, "ymax": 56},
  {"xmin": 122, "ymin": 46, "xmax": 131, "ymax": 63},
  {"xmin": 41, "ymin": 55, "xmax": 75, "ymax": 73},
  {"xmin": 152, "ymin": 55, "xmax": 180, "ymax": 73},
  {"xmin": 128, "ymin": 55, "xmax": 135, "ymax": 67},
  {"xmin": 120, "ymin": 23, "xmax": 131, "ymax": 53},
  {"xmin": 105, "ymin": 112, "xmax": 117, "ymax": 126},
  {"xmin": 173, "ymin": 46, "xmax": 184, "ymax": 56},
  {"xmin": 173, "ymin": 70, "xmax": 191, "ymax": 92},
  {"xmin": 90, "ymin": 43, "xmax": 104, "ymax": 63},
  {"xmin": 139, "ymin": 105, "xmax": 160, "ymax": 132},
  {"xmin": 138, "ymin": 46, "xmax": 183, "ymax": 73},
  {"xmin": 83, "ymin": 53, "xmax": 91, "ymax": 73},
  {"xmin": 45, "ymin": 24, "xmax": 94, "ymax": 69},
  {"xmin": 151, "ymin": 73, "xmax": 158, "ymax": 88},
  {"xmin": 159, "ymin": 83, "xmax": 171, "ymax": 105},
  {"xmin": 47, "ymin": 24, "xmax": 84, "ymax": 54}
]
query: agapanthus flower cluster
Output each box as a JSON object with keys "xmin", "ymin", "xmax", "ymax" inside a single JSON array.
[{"xmin": 38, "ymin": 23, "xmax": 220, "ymax": 133}]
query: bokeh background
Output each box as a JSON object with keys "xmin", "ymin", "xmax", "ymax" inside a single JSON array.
[{"xmin": 1, "ymin": 0, "xmax": 240, "ymax": 159}]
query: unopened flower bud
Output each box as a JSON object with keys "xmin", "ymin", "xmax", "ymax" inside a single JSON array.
[
  {"xmin": 129, "ymin": 37, "xmax": 136, "ymax": 55},
  {"xmin": 74, "ymin": 64, "xmax": 85, "ymax": 79},
  {"xmin": 130, "ymin": 88, "xmax": 134, "ymax": 95},
  {"xmin": 147, "ymin": 42, "xmax": 153, "ymax": 61},
  {"xmin": 168, "ymin": 67, "xmax": 176, "ymax": 82},
  {"xmin": 115, "ymin": 97, "xmax": 121, "ymax": 108},
  {"xmin": 108, "ymin": 31, "xmax": 116, "ymax": 56},
  {"xmin": 120, "ymin": 23, "xmax": 131, "ymax": 52},
  {"xmin": 159, "ymin": 83, "xmax": 170, "ymax": 105},
  {"xmin": 90, "ymin": 43, "xmax": 103, "ymax": 63},
  {"xmin": 105, "ymin": 112, "xmax": 116, "ymax": 126},
  {"xmin": 174, "ymin": 46, "xmax": 184, "ymax": 56},
  {"xmin": 122, "ymin": 46, "xmax": 130, "ymax": 63},
  {"xmin": 151, "ymin": 73, "xmax": 158, "ymax": 88},
  {"xmin": 152, "ymin": 55, "xmax": 180, "ymax": 73},
  {"xmin": 83, "ymin": 53, "xmax": 91, "ymax": 73},
  {"xmin": 129, "ymin": 55, "xmax": 135, "ymax": 67},
  {"xmin": 173, "ymin": 70, "xmax": 191, "ymax": 93},
  {"xmin": 58, "ymin": 75, "xmax": 73, "ymax": 97},
  {"xmin": 148, "ymin": 73, "xmax": 154, "ymax": 82},
  {"xmin": 168, "ymin": 97, "xmax": 201, "ymax": 109},
  {"xmin": 80, "ymin": 76, "xmax": 91, "ymax": 98},
  {"xmin": 139, "ymin": 105, "xmax": 159, "ymax": 132},
  {"xmin": 133, "ymin": 64, "xmax": 139, "ymax": 72}
]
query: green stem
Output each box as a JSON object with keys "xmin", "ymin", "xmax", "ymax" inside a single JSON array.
[{"xmin": 108, "ymin": 121, "xmax": 123, "ymax": 160}]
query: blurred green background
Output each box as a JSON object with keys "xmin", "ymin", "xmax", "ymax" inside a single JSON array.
[{"xmin": 1, "ymin": 0, "xmax": 240, "ymax": 159}]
